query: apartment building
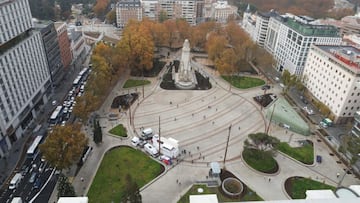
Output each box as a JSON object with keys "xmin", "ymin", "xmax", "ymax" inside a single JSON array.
[
  {"xmin": 303, "ymin": 44, "xmax": 360, "ymax": 124},
  {"xmin": 242, "ymin": 8, "xmax": 277, "ymax": 47},
  {"xmin": 176, "ymin": 0, "xmax": 197, "ymax": 25},
  {"xmin": 54, "ymin": 22, "xmax": 72, "ymax": 70},
  {"xmin": 0, "ymin": 0, "xmax": 51, "ymax": 157},
  {"xmin": 141, "ymin": 0, "xmax": 158, "ymax": 21},
  {"xmin": 264, "ymin": 14, "xmax": 341, "ymax": 75},
  {"xmin": 340, "ymin": 16, "xmax": 360, "ymax": 37},
  {"xmin": 116, "ymin": 0, "xmax": 143, "ymax": 28},
  {"xmin": 34, "ymin": 20, "xmax": 65, "ymax": 86},
  {"xmin": 210, "ymin": 0, "xmax": 237, "ymax": 23}
]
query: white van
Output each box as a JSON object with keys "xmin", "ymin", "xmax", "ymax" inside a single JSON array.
[
  {"xmin": 131, "ymin": 136, "xmax": 140, "ymax": 146},
  {"xmin": 9, "ymin": 173, "xmax": 22, "ymax": 190},
  {"xmin": 11, "ymin": 197, "xmax": 23, "ymax": 203},
  {"xmin": 144, "ymin": 143, "xmax": 159, "ymax": 157},
  {"xmin": 141, "ymin": 128, "xmax": 153, "ymax": 139}
]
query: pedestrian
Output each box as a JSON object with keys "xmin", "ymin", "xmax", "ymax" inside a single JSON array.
[
  {"xmin": 336, "ymin": 173, "xmax": 340, "ymax": 178},
  {"xmin": 81, "ymin": 177, "xmax": 84, "ymax": 182},
  {"xmin": 197, "ymin": 146, "xmax": 199, "ymax": 150},
  {"xmin": 268, "ymin": 178, "xmax": 271, "ymax": 182},
  {"xmin": 176, "ymin": 179, "xmax": 178, "ymax": 183}
]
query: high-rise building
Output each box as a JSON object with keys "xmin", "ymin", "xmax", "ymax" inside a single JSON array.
[
  {"xmin": 340, "ymin": 16, "xmax": 360, "ymax": 37},
  {"xmin": 116, "ymin": 0, "xmax": 143, "ymax": 28},
  {"xmin": 177, "ymin": 0, "xmax": 197, "ymax": 25},
  {"xmin": 303, "ymin": 44, "xmax": 360, "ymax": 124},
  {"xmin": 54, "ymin": 22, "xmax": 73, "ymax": 70},
  {"xmin": 210, "ymin": 1, "xmax": 237, "ymax": 23},
  {"xmin": 141, "ymin": 0, "xmax": 159, "ymax": 21},
  {"xmin": 242, "ymin": 10, "xmax": 342, "ymax": 76},
  {"xmin": 0, "ymin": 0, "xmax": 51, "ymax": 157},
  {"xmin": 264, "ymin": 14, "xmax": 341, "ymax": 75},
  {"xmin": 34, "ymin": 20, "xmax": 65, "ymax": 86}
]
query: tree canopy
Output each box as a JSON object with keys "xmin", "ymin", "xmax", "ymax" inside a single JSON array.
[
  {"xmin": 117, "ymin": 19, "xmax": 155, "ymax": 72},
  {"xmin": 39, "ymin": 124, "xmax": 88, "ymax": 170},
  {"xmin": 244, "ymin": 132, "xmax": 280, "ymax": 151}
]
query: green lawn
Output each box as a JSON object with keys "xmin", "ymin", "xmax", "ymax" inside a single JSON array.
[
  {"xmin": 109, "ymin": 124, "xmax": 127, "ymax": 137},
  {"xmin": 242, "ymin": 148, "xmax": 278, "ymax": 173},
  {"xmin": 277, "ymin": 142, "xmax": 314, "ymax": 165},
  {"xmin": 178, "ymin": 184, "xmax": 262, "ymax": 203},
  {"xmin": 88, "ymin": 147, "xmax": 164, "ymax": 203},
  {"xmin": 221, "ymin": 76, "xmax": 265, "ymax": 89},
  {"xmin": 287, "ymin": 177, "xmax": 336, "ymax": 199},
  {"xmin": 123, "ymin": 79, "xmax": 151, "ymax": 88}
]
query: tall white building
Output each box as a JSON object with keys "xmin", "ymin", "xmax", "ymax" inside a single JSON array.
[
  {"xmin": 0, "ymin": 0, "xmax": 51, "ymax": 157},
  {"xmin": 116, "ymin": 0, "xmax": 143, "ymax": 28},
  {"xmin": 242, "ymin": 9, "xmax": 277, "ymax": 47},
  {"xmin": 210, "ymin": 1, "xmax": 237, "ymax": 23},
  {"xmin": 141, "ymin": 0, "xmax": 158, "ymax": 21},
  {"xmin": 303, "ymin": 44, "xmax": 360, "ymax": 124},
  {"xmin": 177, "ymin": 0, "xmax": 197, "ymax": 25},
  {"xmin": 242, "ymin": 10, "xmax": 342, "ymax": 76},
  {"xmin": 264, "ymin": 14, "xmax": 342, "ymax": 75}
]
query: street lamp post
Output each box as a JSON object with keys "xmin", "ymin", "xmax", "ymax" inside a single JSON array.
[{"xmin": 223, "ymin": 124, "xmax": 232, "ymax": 168}]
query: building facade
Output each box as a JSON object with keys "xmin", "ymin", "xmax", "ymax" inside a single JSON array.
[
  {"xmin": 54, "ymin": 22, "xmax": 72, "ymax": 70},
  {"xmin": 264, "ymin": 14, "xmax": 341, "ymax": 75},
  {"xmin": 0, "ymin": 0, "xmax": 51, "ymax": 157},
  {"xmin": 210, "ymin": 0, "xmax": 237, "ymax": 23},
  {"xmin": 141, "ymin": 0, "xmax": 158, "ymax": 21},
  {"xmin": 303, "ymin": 45, "xmax": 360, "ymax": 124},
  {"xmin": 340, "ymin": 16, "xmax": 360, "ymax": 37},
  {"xmin": 116, "ymin": 0, "xmax": 143, "ymax": 28},
  {"xmin": 34, "ymin": 20, "xmax": 65, "ymax": 86}
]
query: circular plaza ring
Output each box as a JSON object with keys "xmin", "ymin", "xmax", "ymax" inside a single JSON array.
[{"xmin": 221, "ymin": 177, "xmax": 243, "ymax": 197}]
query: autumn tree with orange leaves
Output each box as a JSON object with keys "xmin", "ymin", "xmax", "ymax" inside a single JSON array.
[
  {"xmin": 93, "ymin": 0, "xmax": 110, "ymax": 18},
  {"xmin": 40, "ymin": 124, "xmax": 88, "ymax": 170},
  {"xmin": 117, "ymin": 19, "xmax": 155, "ymax": 73}
]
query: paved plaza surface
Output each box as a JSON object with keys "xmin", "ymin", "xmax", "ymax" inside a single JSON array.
[{"xmin": 67, "ymin": 55, "xmax": 360, "ymax": 203}]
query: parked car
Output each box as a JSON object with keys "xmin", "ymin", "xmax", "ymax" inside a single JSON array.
[{"xmin": 261, "ymin": 85, "xmax": 271, "ymax": 90}]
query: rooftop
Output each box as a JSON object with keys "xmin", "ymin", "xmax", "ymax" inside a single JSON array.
[{"xmin": 317, "ymin": 45, "xmax": 360, "ymax": 71}]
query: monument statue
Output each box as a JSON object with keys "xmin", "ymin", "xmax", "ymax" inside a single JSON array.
[{"xmin": 174, "ymin": 39, "xmax": 197, "ymax": 89}]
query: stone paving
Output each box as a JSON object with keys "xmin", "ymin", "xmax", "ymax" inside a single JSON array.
[{"xmin": 64, "ymin": 53, "xmax": 360, "ymax": 203}]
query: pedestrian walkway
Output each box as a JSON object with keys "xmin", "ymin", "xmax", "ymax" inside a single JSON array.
[{"xmin": 60, "ymin": 51, "xmax": 360, "ymax": 203}]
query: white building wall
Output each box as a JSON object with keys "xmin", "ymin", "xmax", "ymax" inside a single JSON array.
[
  {"xmin": 0, "ymin": 0, "xmax": 51, "ymax": 157},
  {"xmin": 0, "ymin": 32, "xmax": 50, "ymax": 130},
  {"xmin": 141, "ymin": 0, "xmax": 158, "ymax": 21},
  {"xmin": 303, "ymin": 45, "xmax": 360, "ymax": 123},
  {"xmin": 0, "ymin": 0, "xmax": 33, "ymax": 44},
  {"xmin": 266, "ymin": 17, "xmax": 341, "ymax": 75},
  {"xmin": 177, "ymin": 0, "xmax": 196, "ymax": 25}
]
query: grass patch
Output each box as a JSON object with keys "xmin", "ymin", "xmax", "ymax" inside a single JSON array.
[
  {"xmin": 242, "ymin": 148, "xmax": 278, "ymax": 173},
  {"xmin": 286, "ymin": 177, "xmax": 336, "ymax": 199},
  {"xmin": 221, "ymin": 75, "xmax": 265, "ymax": 89},
  {"xmin": 88, "ymin": 147, "xmax": 164, "ymax": 203},
  {"xmin": 178, "ymin": 184, "xmax": 262, "ymax": 203},
  {"xmin": 123, "ymin": 79, "xmax": 151, "ymax": 88},
  {"xmin": 109, "ymin": 124, "xmax": 127, "ymax": 137},
  {"xmin": 277, "ymin": 142, "xmax": 314, "ymax": 165}
]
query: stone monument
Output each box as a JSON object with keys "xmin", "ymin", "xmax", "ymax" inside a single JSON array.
[{"xmin": 174, "ymin": 39, "xmax": 197, "ymax": 89}]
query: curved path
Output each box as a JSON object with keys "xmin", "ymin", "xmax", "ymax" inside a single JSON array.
[{"xmin": 71, "ymin": 52, "xmax": 360, "ymax": 203}]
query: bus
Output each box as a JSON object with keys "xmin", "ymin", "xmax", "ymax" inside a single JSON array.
[
  {"xmin": 49, "ymin": 106, "xmax": 63, "ymax": 127},
  {"xmin": 73, "ymin": 76, "xmax": 82, "ymax": 87},
  {"xmin": 27, "ymin": 135, "xmax": 44, "ymax": 160}
]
